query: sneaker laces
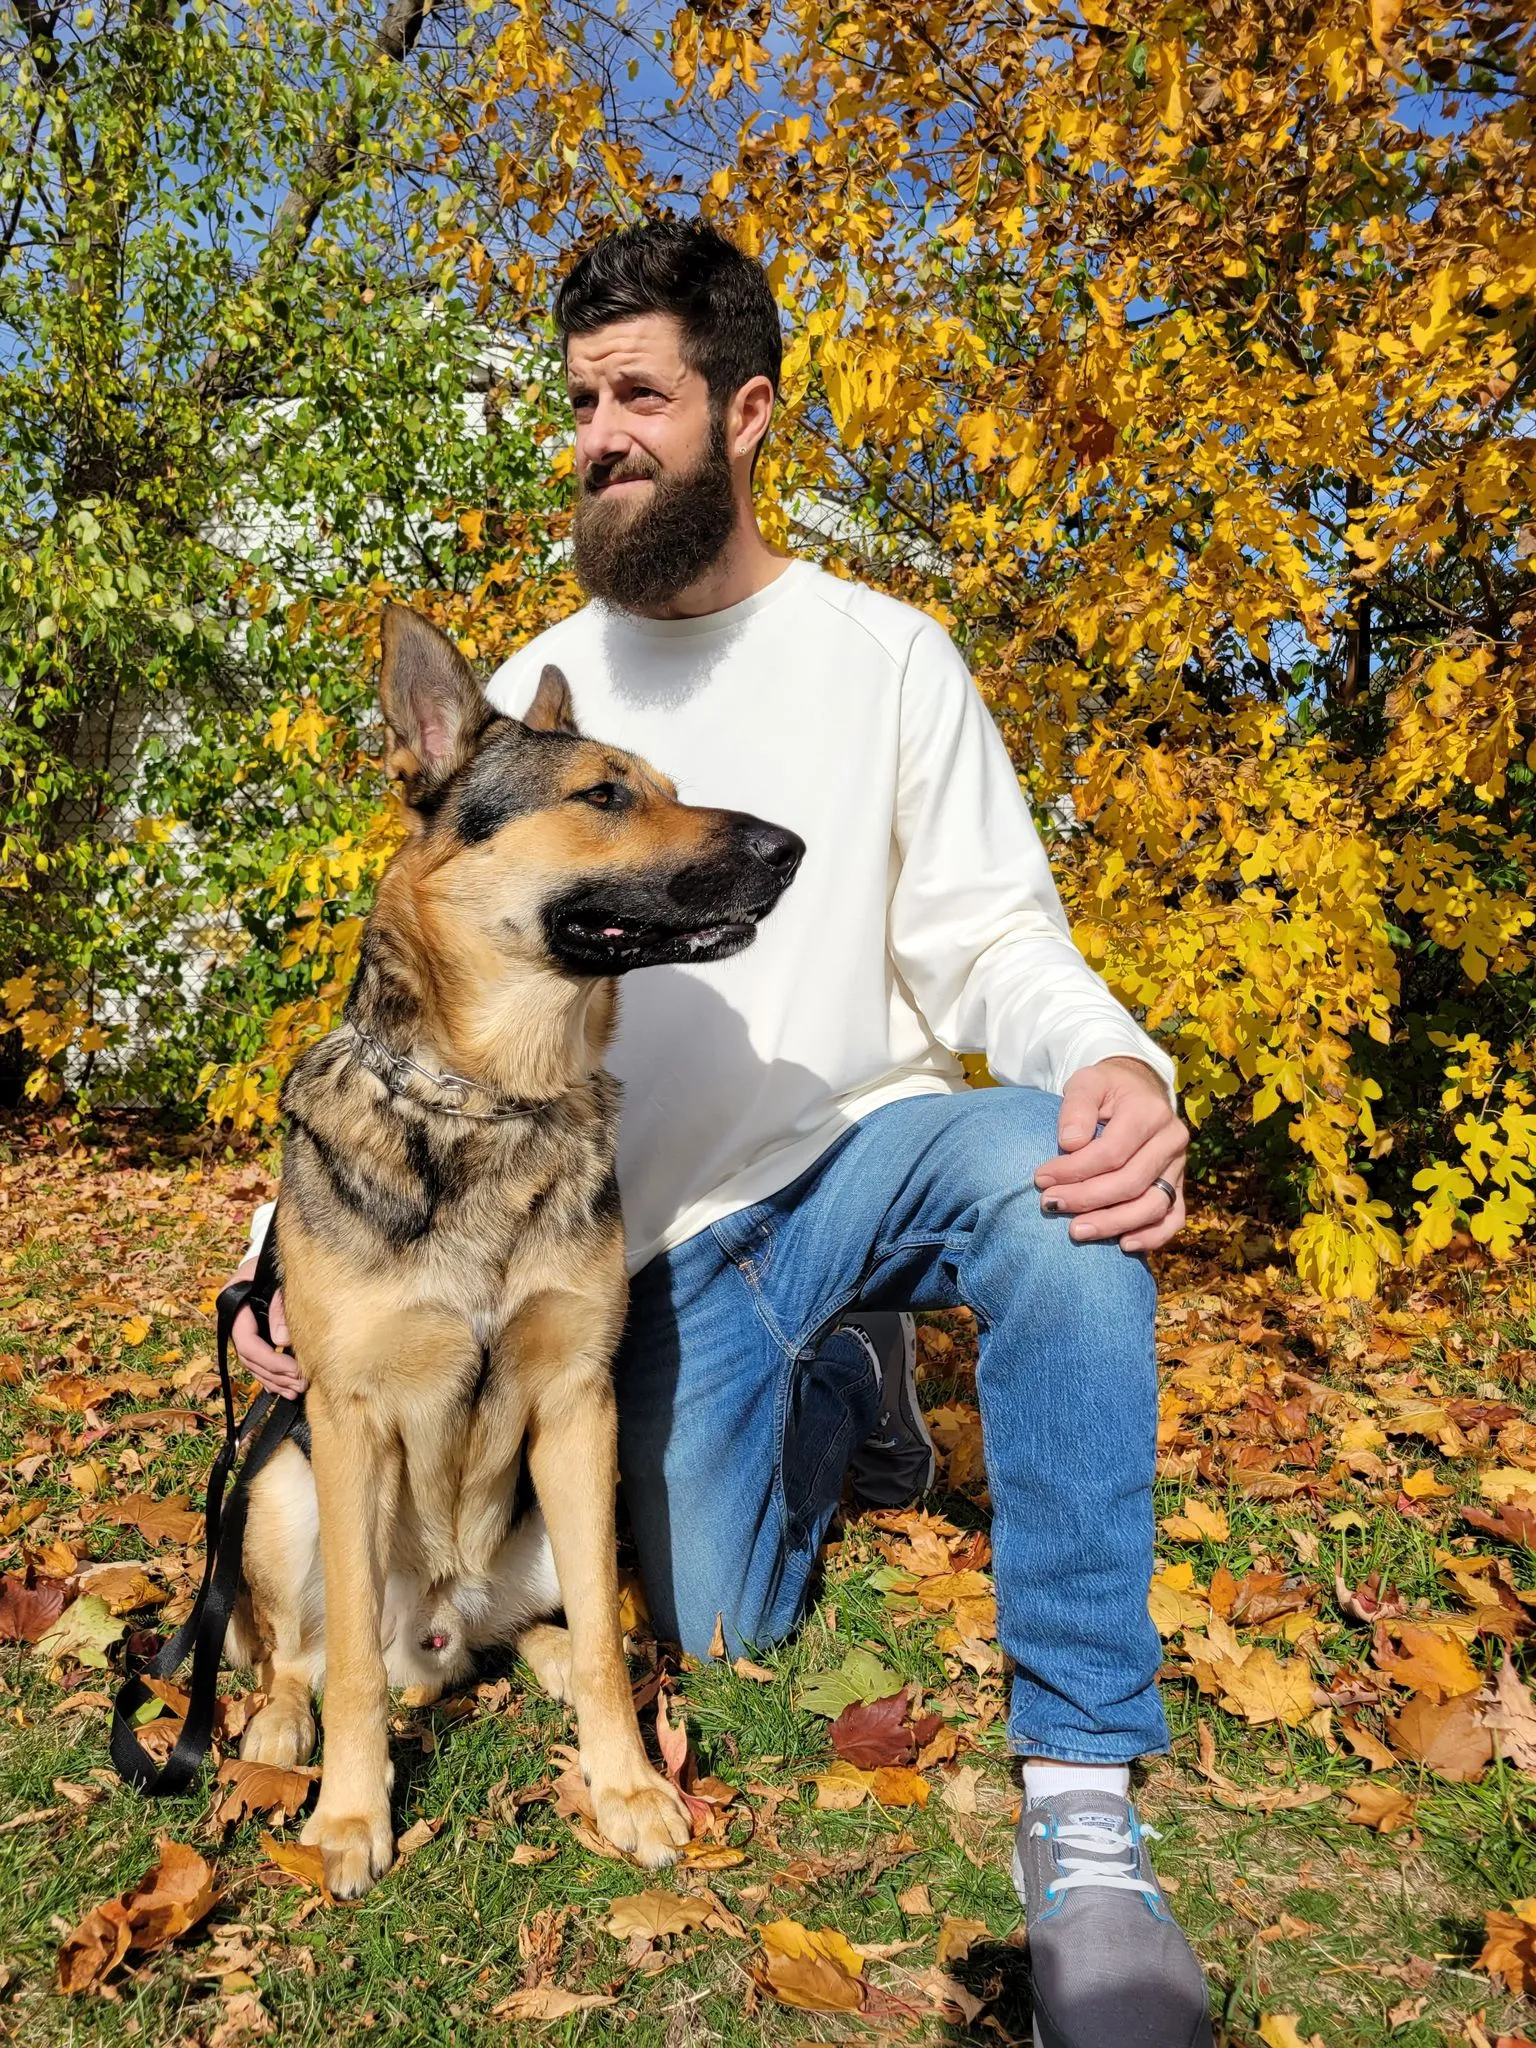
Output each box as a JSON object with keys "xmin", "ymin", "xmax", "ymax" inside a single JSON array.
[{"xmin": 1032, "ymin": 1816, "xmax": 1163, "ymax": 1899}]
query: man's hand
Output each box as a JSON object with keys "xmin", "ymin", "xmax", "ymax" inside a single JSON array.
[
  {"xmin": 230, "ymin": 1256, "xmax": 307, "ymax": 1399},
  {"xmin": 1035, "ymin": 1056, "xmax": 1188, "ymax": 1254}
]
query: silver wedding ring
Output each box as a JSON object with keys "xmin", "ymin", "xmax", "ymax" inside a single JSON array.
[{"xmin": 1154, "ymin": 1177, "xmax": 1179, "ymax": 1208}]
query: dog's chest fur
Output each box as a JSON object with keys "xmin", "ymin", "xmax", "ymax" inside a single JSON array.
[{"xmin": 279, "ymin": 1027, "xmax": 622, "ymax": 1386}]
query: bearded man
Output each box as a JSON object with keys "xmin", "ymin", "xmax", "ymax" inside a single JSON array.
[{"xmin": 235, "ymin": 219, "xmax": 1211, "ymax": 2048}]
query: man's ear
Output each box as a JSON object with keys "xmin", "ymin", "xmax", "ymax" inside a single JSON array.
[
  {"xmin": 523, "ymin": 663, "xmax": 581, "ymax": 737},
  {"xmin": 378, "ymin": 606, "xmax": 491, "ymax": 802}
]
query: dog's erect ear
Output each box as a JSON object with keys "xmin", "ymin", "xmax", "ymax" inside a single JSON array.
[
  {"xmin": 522, "ymin": 663, "xmax": 581, "ymax": 737},
  {"xmin": 378, "ymin": 606, "xmax": 491, "ymax": 799}
]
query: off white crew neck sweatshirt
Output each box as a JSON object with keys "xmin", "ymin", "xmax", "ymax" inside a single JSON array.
[{"xmin": 478, "ymin": 559, "xmax": 1175, "ymax": 1274}]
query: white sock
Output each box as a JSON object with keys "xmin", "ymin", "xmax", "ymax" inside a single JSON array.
[{"xmin": 1023, "ymin": 1762, "xmax": 1131, "ymax": 1809}]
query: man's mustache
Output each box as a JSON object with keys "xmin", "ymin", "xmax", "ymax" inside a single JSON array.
[{"xmin": 581, "ymin": 452, "xmax": 664, "ymax": 495}]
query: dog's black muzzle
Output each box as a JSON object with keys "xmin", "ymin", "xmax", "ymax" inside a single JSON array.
[{"xmin": 544, "ymin": 811, "xmax": 805, "ymax": 975}]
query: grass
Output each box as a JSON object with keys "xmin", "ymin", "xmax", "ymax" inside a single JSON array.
[{"xmin": 3, "ymin": 1116, "xmax": 1536, "ymax": 2045}]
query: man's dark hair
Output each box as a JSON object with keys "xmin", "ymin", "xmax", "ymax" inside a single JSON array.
[{"xmin": 554, "ymin": 218, "xmax": 782, "ymax": 408}]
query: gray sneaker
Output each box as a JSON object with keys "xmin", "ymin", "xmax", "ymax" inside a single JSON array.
[
  {"xmin": 842, "ymin": 1313, "xmax": 936, "ymax": 1509},
  {"xmin": 1013, "ymin": 1789, "xmax": 1213, "ymax": 2048}
]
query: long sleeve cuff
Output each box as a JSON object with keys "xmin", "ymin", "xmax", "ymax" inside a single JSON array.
[{"xmin": 245, "ymin": 1200, "xmax": 276, "ymax": 1264}]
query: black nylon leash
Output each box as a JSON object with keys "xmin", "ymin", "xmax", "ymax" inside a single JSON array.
[{"xmin": 110, "ymin": 1226, "xmax": 302, "ymax": 1795}]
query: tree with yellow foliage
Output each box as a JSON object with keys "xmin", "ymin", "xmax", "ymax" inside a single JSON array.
[
  {"xmin": 5, "ymin": 0, "xmax": 1533, "ymax": 1302},
  {"xmin": 535, "ymin": 0, "xmax": 1532, "ymax": 1299}
]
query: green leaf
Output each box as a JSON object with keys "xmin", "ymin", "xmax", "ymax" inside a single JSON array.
[
  {"xmin": 867, "ymin": 1566, "xmax": 917, "ymax": 1596},
  {"xmin": 795, "ymin": 1646, "xmax": 902, "ymax": 1718},
  {"xmin": 35, "ymin": 1595, "xmax": 126, "ymax": 1670}
]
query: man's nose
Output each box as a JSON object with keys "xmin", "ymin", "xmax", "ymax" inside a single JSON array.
[{"xmin": 578, "ymin": 393, "xmax": 633, "ymax": 469}]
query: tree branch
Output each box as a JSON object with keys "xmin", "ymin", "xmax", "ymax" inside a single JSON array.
[{"xmin": 193, "ymin": 0, "xmax": 431, "ymax": 405}]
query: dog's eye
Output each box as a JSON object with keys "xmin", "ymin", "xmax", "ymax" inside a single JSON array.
[{"xmin": 572, "ymin": 781, "xmax": 630, "ymax": 811}]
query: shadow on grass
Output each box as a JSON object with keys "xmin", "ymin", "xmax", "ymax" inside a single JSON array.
[{"xmin": 948, "ymin": 1938, "xmax": 1034, "ymax": 2041}]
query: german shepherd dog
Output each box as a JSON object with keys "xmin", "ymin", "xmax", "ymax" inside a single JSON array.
[{"xmin": 226, "ymin": 606, "xmax": 803, "ymax": 1897}]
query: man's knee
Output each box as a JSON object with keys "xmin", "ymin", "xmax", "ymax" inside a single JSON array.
[
  {"xmin": 665, "ymin": 1567, "xmax": 798, "ymax": 1664},
  {"xmin": 947, "ymin": 1093, "xmax": 1156, "ymax": 1327}
]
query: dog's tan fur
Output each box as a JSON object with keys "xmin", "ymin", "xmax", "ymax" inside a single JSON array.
[{"xmin": 228, "ymin": 606, "xmax": 800, "ymax": 1896}]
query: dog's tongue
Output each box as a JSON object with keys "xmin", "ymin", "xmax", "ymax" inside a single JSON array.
[{"xmin": 601, "ymin": 927, "xmax": 626, "ymax": 938}]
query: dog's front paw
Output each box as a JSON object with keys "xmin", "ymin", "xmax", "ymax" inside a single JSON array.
[
  {"xmin": 301, "ymin": 1798, "xmax": 394, "ymax": 1898},
  {"xmin": 241, "ymin": 1695, "xmax": 316, "ymax": 1769},
  {"xmin": 590, "ymin": 1767, "xmax": 692, "ymax": 1869}
]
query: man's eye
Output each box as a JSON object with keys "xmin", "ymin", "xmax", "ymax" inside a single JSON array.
[{"xmin": 572, "ymin": 782, "xmax": 630, "ymax": 810}]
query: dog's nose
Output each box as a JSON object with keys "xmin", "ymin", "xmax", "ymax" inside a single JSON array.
[{"xmin": 744, "ymin": 822, "xmax": 805, "ymax": 878}]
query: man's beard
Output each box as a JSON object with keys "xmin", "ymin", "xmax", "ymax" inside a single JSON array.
[{"xmin": 572, "ymin": 417, "xmax": 737, "ymax": 612}]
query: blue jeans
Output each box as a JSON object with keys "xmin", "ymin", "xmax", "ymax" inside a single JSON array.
[{"xmin": 615, "ymin": 1086, "xmax": 1169, "ymax": 1763}]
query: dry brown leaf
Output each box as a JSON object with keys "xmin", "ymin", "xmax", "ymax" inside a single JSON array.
[
  {"xmin": 897, "ymin": 1883, "xmax": 932, "ymax": 1915},
  {"xmin": 208, "ymin": 1989, "xmax": 274, "ymax": 2047},
  {"xmin": 655, "ymin": 1683, "xmax": 700, "ymax": 1828},
  {"xmin": 1334, "ymin": 1570, "xmax": 1408, "ymax": 1625},
  {"xmin": 914, "ymin": 1568, "xmax": 993, "ymax": 1610},
  {"xmin": 760, "ymin": 1952, "xmax": 864, "ymax": 2012},
  {"xmin": 0, "ymin": 1499, "xmax": 47, "ymax": 1538},
  {"xmin": 0, "ymin": 1572, "xmax": 68, "ymax": 1643},
  {"xmin": 1186, "ymin": 1630, "xmax": 1317, "ymax": 1727},
  {"xmin": 550, "ymin": 1743, "xmax": 596, "ymax": 1824},
  {"xmin": 258, "ymin": 1831, "xmax": 330, "ymax": 1895},
  {"xmin": 1225, "ymin": 1571, "xmax": 1317, "ymax": 1628},
  {"xmin": 935, "ymin": 1916, "xmax": 991, "ymax": 1966},
  {"xmin": 1213, "ymin": 1780, "xmax": 1333, "ymax": 1814},
  {"xmin": 872, "ymin": 1766, "xmax": 930, "ymax": 1807},
  {"xmin": 1465, "ymin": 1501, "xmax": 1536, "ymax": 1549},
  {"xmin": 810, "ymin": 1759, "xmax": 929, "ymax": 1810},
  {"xmin": 1386, "ymin": 1693, "xmax": 1494, "ymax": 1780},
  {"xmin": 829, "ymin": 1686, "xmax": 917, "ymax": 1768},
  {"xmin": 1258, "ymin": 1912, "xmax": 1323, "ymax": 1942},
  {"xmin": 1485, "ymin": 1657, "xmax": 1536, "ymax": 1772},
  {"xmin": 1257, "ymin": 2019, "xmax": 1326, "ymax": 2048},
  {"xmin": 1342, "ymin": 1780, "xmax": 1419, "ymax": 1833},
  {"xmin": 1374, "ymin": 1622, "xmax": 1483, "ymax": 1701},
  {"xmin": 940, "ymin": 1764, "xmax": 981, "ymax": 1815},
  {"xmin": 757, "ymin": 1919, "xmax": 865, "ymax": 2013},
  {"xmin": 1159, "ymin": 1500, "xmax": 1230, "ymax": 1544},
  {"xmin": 56, "ymin": 1838, "xmax": 219, "ymax": 1992},
  {"xmin": 1149, "ymin": 1563, "xmax": 1212, "ymax": 1636},
  {"xmin": 604, "ymin": 1890, "xmax": 710, "ymax": 1942},
  {"xmin": 916, "ymin": 1722, "xmax": 959, "ymax": 1769},
  {"xmin": 677, "ymin": 1840, "xmax": 747, "ymax": 1870},
  {"xmin": 75, "ymin": 1563, "xmax": 169, "ymax": 1617},
  {"xmin": 492, "ymin": 1986, "xmax": 617, "ymax": 2021},
  {"xmin": 760, "ymin": 1919, "xmax": 865, "ymax": 1975},
  {"xmin": 104, "ymin": 1493, "xmax": 202, "ymax": 1545},
  {"xmin": 1401, "ymin": 1468, "xmax": 1453, "ymax": 1500},
  {"xmin": 1481, "ymin": 1470, "xmax": 1536, "ymax": 1505},
  {"xmin": 812, "ymin": 1762, "xmax": 874, "ymax": 1811},
  {"xmin": 511, "ymin": 1843, "xmax": 558, "ymax": 1867},
  {"xmin": 395, "ymin": 1815, "xmax": 443, "ymax": 1860},
  {"xmin": 210, "ymin": 1757, "xmax": 316, "ymax": 1828},
  {"xmin": 1478, "ymin": 1900, "xmax": 1536, "ymax": 1995},
  {"xmin": 733, "ymin": 1657, "xmax": 775, "ymax": 1682},
  {"xmin": 912, "ymin": 1963, "xmax": 987, "ymax": 2024},
  {"xmin": 1340, "ymin": 1711, "xmax": 1398, "ymax": 1771}
]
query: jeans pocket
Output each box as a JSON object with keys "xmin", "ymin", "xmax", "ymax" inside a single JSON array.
[{"xmin": 711, "ymin": 1201, "xmax": 777, "ymax": 1279}]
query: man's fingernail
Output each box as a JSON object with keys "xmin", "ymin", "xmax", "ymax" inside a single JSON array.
[{"xmin": 1042, "ymin": 1200, "xmax": 1059, "ymax": 1217}]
